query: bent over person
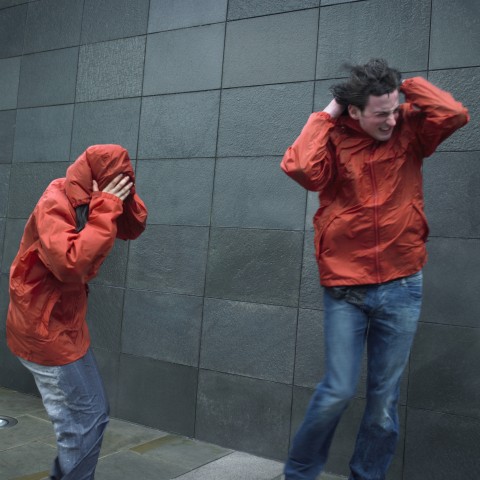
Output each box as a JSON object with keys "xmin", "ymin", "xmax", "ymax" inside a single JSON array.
[
  {"xmin": 7, "ymin": 145, "xmax": 147, "ymax": 479},
  {"xmin": 281, "ymin": 59, "xmax": 469, "ymax": 480}
]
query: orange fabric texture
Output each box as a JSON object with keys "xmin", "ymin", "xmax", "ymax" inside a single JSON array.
[
  {"xmin": 281, "ymin": 77, "xmax": 469, "ymax": 286},
  {"xmin": 7, "ymin": 145, "xmax": 148, "ymax": 365}
]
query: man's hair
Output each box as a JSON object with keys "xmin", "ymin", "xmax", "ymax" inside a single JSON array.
[
  {"xmin": 75, "ymin": 204, "xmax": 89, "ymax": 233},
  {"xmin": 330, "ymin": 58, "xmax": 402, "ymax": 111}
]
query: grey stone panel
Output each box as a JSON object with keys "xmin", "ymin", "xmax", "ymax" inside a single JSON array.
[
  {"xmin": 305, "ymin": 190, "xmax": 318, "ymax": 230},
  {"xmin": 76, "ymin": 37, "xmax": 145, "ymax": 103},
  {"xmin": 404, "ymin": 408, "xmax": 480, "ymax": 480},
  {"xmin": 0, "ymin": 274, "xmax": 8, "ymax": 327},
  {"xmin": 7, "ymin": 161, "xmax": 70, "ymax": 218},
  {"xmin": 428, "ymin": 67, "xmax": 479, "ymax": 152},
  {"xmin": 0, "ymin": 4, "xmax": 26, "ymax": 58},
  {"xmin": 90, "ymin": 239, "xmax": 129, "ymax": 288},
  {"xmin": 200, "ymin": 297, "xmax": 297, "ymax": 383},
  {"xmin": 126, "ymin": 224, "xmax": 209, "ymax": 296},
  {"xmin": 0, "ymin": 110, "xmax": 16, "ymax": 162},
  {"xmin": 195, "ymin": 369, "xmax": 292, "ymax": 460},
  {"xmin": 81, "ymin": 0, "xmax": 150, "ymax": 44},
  {"xmin": 17, "ymin": 48, "xmax": 78, "ymax": 108},
  {"xmin": 0, "ymin": 0, "xmax": 28, "ymax": 8},
  {"xmin": 205, "ymin": 227, "xmax": 303, "ymax": 307},
  {"xmin": 299, "ymin": 229, "xmax": 323, "ymax": 310},
  {"xmin": 429, "ymin": 0, "xmax": 480, "ymax": 70},
  {"xmin": 211, "ymin": 157, "xmax": 307, "ymax": 230},
  {"xmin": 0, "ymin": 340, "xmax": 38, "ymax": 395},
  {"xmin": 122, "ymin": 289, "xmax": 203, "ymax": 367},
  {"xmin": 148, "ymin": 0, "xmax": 228, "ymax": 33},
  {"xmin": 0, "ymin": 56, "xmax": 21, "ymax": 110},
  {"xmin": 143, "ymin": 24, "xmax": 224, "ymax": 95},
  {"xmin": 217, "ymin": 82, "xmax": 314, "ymax": 157},
  {"xmin": 70, "ymin": 98, "xmax": 141, "ymax": 161},
  {"xmin": 421, "ymin": 237, "xmax": 480, "ymax": 328},
  {"xmin": 0, "ymin": 219, "xmax": 5, "ymax": 269},
  {"xmin": 135, "ymin": 158, "xmax": 215, "ymax": 226},
  {"xmin": 294, "ymin": 307, "xmax": 325, "ymax": 388},
  {"xmin": 13, "ymin": 105, "xmax": 74, "ymax": 163},
  {"xmin": 321, "ymin": 0, "xmax": 357, "ymax": 4},
  {"xmin": 86, "ymin": 284, "xmax": 124, "ymax": 352},
  {"xmin": 117, "ymin": 354, "xmax": 197, "ymax": 436},
  {"xmin": 424, "ymin": 151, "xmax": 480, "ymax": 238},
  {"xmin": 91, "ymin": 348, "xmax": 120, "ymax": 416},
  {"xmin": 223, "ymin": 10, "xmax": 318, "ymax": 88},
  {"xmin": 408, "ymin": 321, "xmax": 480, "ymax": 419},
  {"xmin": 313, "ymin": 78, "xmax": 338, "ymax": 112},
  {"xmin": 1, "ymin": 218, "xmax": 25, "ymax": 274},
  {"xmin": 227, "ymin": 0, "xmax": 319, "ymax": 20},
  {"xmin": 138, "ymin": 91, "xmax": 220, "ymax": 159},
  {"xmin": 291, "ymin": 388, "xmax": 405, "ymax": 479},
  {"xmin": 316, "ymin": 0, "xmax": 430, "ymax": 79},
  {"xmin": 0, "ymin": 164, "xmax": 10, "ymax": 217},
  {"xmin": 23, "ymin": 0, "xmax": 83, "ymax": 54}
]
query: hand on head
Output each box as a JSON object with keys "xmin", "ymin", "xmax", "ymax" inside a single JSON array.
[{"xmin": 93, "ymin": 174, "xmax": 133, "ymax": 202}]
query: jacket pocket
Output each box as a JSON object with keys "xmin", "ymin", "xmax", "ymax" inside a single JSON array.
[
  {"xmin": 36, "ymin": 289, "xmax": 61, "ymax": 338},
  {"xmin": 412, "ymin": 203, "xmax": 430, "ymax": 241},
  {"xmin": 318, "ymin": 214, "xmax": 339, "ymax": 255}
]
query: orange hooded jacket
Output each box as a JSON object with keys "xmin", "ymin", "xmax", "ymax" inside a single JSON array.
[
  {"xmin": 7, "ymin": 144, "xmax": 148, "ymax": 365},
  {"xmin": 281, "ymin": 77, "xmax": 469, "ymax": 286}
]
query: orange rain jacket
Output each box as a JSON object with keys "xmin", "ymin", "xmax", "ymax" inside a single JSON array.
[
  {"xmin": 7, "ymin": 145, "xmax": 148, "ymax": 365},
  {"xmin": 281, "ymin": 77, "xmax": 469, "ymax": 286}
]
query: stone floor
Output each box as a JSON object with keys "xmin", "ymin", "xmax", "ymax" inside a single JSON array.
[{"xmin": 0, "ymin": 387, "xmax": 346, "ymax": 480}]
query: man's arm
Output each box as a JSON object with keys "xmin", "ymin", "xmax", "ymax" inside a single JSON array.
[
  {"xmin": 401, "ymin": 77, "xmax": 469, "ymax": 156},
  {"xmin": 280, "ymin": 99, "xmax": 344, "ymax": 191}
]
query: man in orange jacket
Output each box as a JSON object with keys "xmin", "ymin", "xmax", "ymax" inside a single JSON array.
[
  {"xmin": 7, "ymin": 145, "xmax": 147, "ymax": 479},
  {"xmin": 281, "ymin": 59, "xmax": 469, "ymax": 480}
]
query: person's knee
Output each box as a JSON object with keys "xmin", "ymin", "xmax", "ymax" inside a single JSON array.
[
  {"xmin": 94, "ymin": 397, "xmax": 110, "ymax": 430},
  {"xmin": 313, "ymin": 383, "xmax": 355, "ymax": 414}
]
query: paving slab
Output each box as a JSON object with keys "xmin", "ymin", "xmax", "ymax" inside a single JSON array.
[
  {"xmin": 95, "ymin": 450, "xmax": 187, "ymax": 480},
  {"xmin": 131, "ymin": 434, "xmax": 232, "ymax": 471},
  {"xmin": 174, "ymin": 451, "xmax": 284, "ymax": 480},
  {"xmin": 0, "ymin": 388, "xmax": 43, "ymax": 417},
  {"xmin": 0, "ymin": 415, "xmax": 53, "ymax": 451},
  {"xmin": 99, "ymin": 417, "xmax": 169, "ymax": 457},
  {"xmin": 0, "ymin": 440, "xmax": 54, "ymax": 478}
]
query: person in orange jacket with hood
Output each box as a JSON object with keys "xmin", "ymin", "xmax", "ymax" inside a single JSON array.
[
  {"xmin": 7, "ymin": 144, "xmax": 147, "ymax": 479},
  {"xmin": 281, "ymin": 60, "xmax": 469, "ymax": 480}
]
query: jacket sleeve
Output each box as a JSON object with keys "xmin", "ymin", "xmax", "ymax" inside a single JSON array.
[
  {"xmin": 401, "ymin": 77, "xmax": 469, "ymax": 157},
  {"xmin": 280, "ymin": 111, "xmax": 336, "ymax": 191},
  {"xmin": 35, "ymin": 191, "xmax": 123, "ymax": 284}
]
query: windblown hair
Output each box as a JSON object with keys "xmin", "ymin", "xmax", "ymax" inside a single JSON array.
[
  {"xmin": 330, "ymin": 58, "xmax": 402, "ymax": 111},
  {"xmin": 75, "ymin": 204, "xmax": 89, "ymax": 233}
]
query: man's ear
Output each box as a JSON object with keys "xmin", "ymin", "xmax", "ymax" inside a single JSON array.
[{"xmin": 348, "ymin": 104, "xmax": 361, "ymax": 120}]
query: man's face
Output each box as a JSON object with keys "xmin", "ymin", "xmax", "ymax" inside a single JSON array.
[{"xmin": 348, "ymin": 90, "xmax": 400, "ymax": 141}]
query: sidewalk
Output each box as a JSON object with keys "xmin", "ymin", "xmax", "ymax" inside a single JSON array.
[{"xmin": 0, "ymin": 387, "xmax": 345, "ymax": 480}]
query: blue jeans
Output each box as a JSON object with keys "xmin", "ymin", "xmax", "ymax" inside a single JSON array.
[
  {"xmin": 285, "ymin": 271, "xmax": 423, "ymax": 480},
  {"xmin": 18, "ymin": 349, "xmax": 109, "ymax": 480}
]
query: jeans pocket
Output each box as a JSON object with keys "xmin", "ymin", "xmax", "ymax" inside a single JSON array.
[{"xmin": 400, "ymin": 270, "xmax": 423, "ymax": 300}]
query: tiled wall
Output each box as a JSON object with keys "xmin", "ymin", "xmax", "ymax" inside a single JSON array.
[{"xmin": 1, "ymin": 1, "xmax": 479, "ymax": 478}]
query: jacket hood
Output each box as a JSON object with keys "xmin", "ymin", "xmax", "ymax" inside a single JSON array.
[{"xmin": 66, "ymin": 144, "xmax": 147, "ymax": 240}]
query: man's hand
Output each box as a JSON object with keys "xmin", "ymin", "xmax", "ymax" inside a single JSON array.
[
  {"xmin": 93, "ymin": 174, "xmax": 133, "ymax": 202},
  {"xmin": 323, "ymin": 98, "xmax": 346, "ymax": 119}
]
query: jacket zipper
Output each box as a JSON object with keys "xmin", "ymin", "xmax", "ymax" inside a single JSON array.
[{"xmin": 368, "ymin": 145, "xmax": 381, "ymax": 283}]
